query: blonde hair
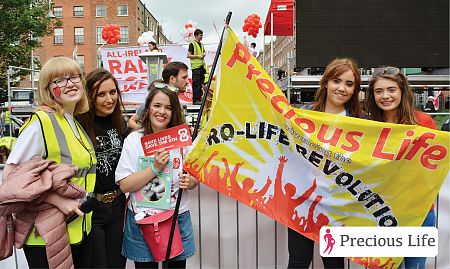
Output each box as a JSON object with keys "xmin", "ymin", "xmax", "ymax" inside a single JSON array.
[{"xmin": 37, "ymin": 57, "xmax": 89, "ymax": 116}]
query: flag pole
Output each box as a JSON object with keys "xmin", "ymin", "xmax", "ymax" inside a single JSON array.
[
  {"xmin": 192, "ymin": 11, "xmax": 232, "ymax": 139},
  {"xmin": 163, "ymin": 11, "xmax": 233, "ymax": 268}
]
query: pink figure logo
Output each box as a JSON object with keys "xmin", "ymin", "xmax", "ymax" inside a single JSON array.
[{"xmin": 323, "ymin": 228, "xmax": 335, "ymax": 254}]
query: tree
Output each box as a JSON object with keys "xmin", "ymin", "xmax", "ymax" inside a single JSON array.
[{"xmin": 0, "ymin": 0, "xmax": 57, "ymax": 96}]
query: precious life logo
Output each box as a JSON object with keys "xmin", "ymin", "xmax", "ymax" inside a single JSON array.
[{"xmin": 320, "ymin": 227, "xmax": 438, "ymax": 257}]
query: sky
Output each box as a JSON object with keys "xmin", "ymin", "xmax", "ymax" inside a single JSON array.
[{"xmin": 143, "ymin": 0, "xmax": 272, "ymax": 51}]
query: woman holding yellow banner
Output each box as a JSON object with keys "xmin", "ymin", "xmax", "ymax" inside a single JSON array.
[
  {"xmin": 366, "ymin": 67, "xmax": 436, "ymax": 269},
  {"xmin": 288, "ymin": 58, "xmax": 363, "ymax": 269}
]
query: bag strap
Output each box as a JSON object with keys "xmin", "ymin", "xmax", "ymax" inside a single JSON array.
[{"xmin": 123, "ymin": 195, "xmax": 131, "ymax": 232}]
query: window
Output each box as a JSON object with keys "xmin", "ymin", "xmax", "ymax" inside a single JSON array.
[
  {"xmin": 119, "ymin": 26, "xmax": 129, "ymax": 43},
  {"xmin": 54, "ymin": 28, "xmax": 63, "ymax": 44},
  {"xmin": 53, "ymin": 7, "xmax": 63, "ymax": 18},
  {"xmin": 75, "ymin": 55, "xmax": 85, "ymax": 72},
  {"xmin": 118, "ymin": 5, "xmax": 128, "ymax": 16},
  {"xmin": 73, "ymin": 6, "xmax": 83, "ymax": 17},
  {"xmin": 96, "ymin": 27, "xmax": 103, "ymax": 44},
  {"xmin": 96, "ymin": 5, "xmax": 106, "ymax": 17},
  {"xmin": 74, "ymin": 27, "xmax": 84, "ymax": 44}
]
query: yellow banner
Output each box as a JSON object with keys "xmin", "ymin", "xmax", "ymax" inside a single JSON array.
[{"xmin": 184, "ymin": 28, "xmax": 450, "ymax": 269}]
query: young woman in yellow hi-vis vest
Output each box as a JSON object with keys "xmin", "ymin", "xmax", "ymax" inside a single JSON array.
[{"xmin": 5, "ymin": 57, "xmax": 97, "ymax": 268}]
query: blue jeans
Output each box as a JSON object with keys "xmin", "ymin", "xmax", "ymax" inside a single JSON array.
[
  {"xmin": 402, "ymin": 210, "xmax": 436, "ymax": 269},
  {"xmin": 122, "ymin": 209, "xmax": 196, "ymax": 262}
]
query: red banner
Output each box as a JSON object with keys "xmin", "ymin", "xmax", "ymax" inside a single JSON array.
[{"xmin": 141, "ymin": 124, "xmax": 192, "ymax": 156}]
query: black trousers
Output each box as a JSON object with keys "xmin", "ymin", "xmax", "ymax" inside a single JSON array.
[
  {"xmin": 23, "ymin": 232, "xmax": 93, "ymax": 269},
  {"xmin": 191, "ymin": 67, "xmax": 206, "ymax": 103},
  {"xmin": 90, "ymin": 193, "xmax": 127, "ymax": 268},
  {"xmin": 288, "ymin": 228, "xmax": 344, "ymax": 269}
]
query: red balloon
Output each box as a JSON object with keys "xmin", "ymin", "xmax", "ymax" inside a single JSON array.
[
  {"xmin": 108, "ymin": 38, "xmax": 116, "ymax": 44},
  {"xmin": 185, "ymin": 23, "xmax": 192, "ymax": 29},
  {"xmin": 243, "ymin": 14, "xmax": 261, "ymax": 37}
]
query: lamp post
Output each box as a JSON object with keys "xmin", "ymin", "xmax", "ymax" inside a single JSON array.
[
  {"xmin": 47, "ymin": 0, "xmax": 56, "ymax": 18},
  {"xmin": 32, "ymin": 0, "xmax": 55, "ymax": 91}
]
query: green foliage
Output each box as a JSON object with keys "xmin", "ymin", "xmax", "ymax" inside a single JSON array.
[{"xmin": 0, "ymin": 0, "xmax": 56, "ymax": 96}]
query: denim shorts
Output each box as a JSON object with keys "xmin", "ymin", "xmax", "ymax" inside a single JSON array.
[{"xmin": 122, "ymin": 208, "xmax": 196, "ymax": 262}]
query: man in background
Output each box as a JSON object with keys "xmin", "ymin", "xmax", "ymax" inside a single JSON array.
[
  {"xmin": 128, "ymin": 61, "xmax": 189, "ymax": 130},
  {"xmin": 187, "ymin": 29, "xmax": 206, "ymax": 105}
]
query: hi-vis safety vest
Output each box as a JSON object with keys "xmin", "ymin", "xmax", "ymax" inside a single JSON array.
[
  {"xmin": 3, "ymin": 110, "xmax": 11, "ymax": 125},
  {"xmin": 24, "ymin": 111, "xmax": 97, "ymax": 245},
  {"xmin": 190, "ymin": 40, "xmax": 205, "ymax": 69}
]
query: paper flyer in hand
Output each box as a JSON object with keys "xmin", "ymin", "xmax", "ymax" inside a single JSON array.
[{"xmin": 133, "ymin": 156, "xmax": 173, "ymax": 210}]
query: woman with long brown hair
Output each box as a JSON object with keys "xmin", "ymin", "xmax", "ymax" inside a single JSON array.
[
  {"xmin": 115, "ymin": 83, "xmax": 197, "ymax": 268},
  {"xmin": 366, "ymin": 67, "xmax": 435, "ymax": 269},
  {"xmin": 77, "ymin": 68, "xmax": 130, "ymax": 268},
  {"xmin": 289, "ymin": 58, "xmax": 363, "ymax": 269},
  {"xmin": 309, "ymin": 58, "xmax": 363, "ymax": 117}
]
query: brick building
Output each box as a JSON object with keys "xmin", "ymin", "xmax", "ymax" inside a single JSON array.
[{"xmin": 33, "ymin": 0, "xmax": 169, "ymax": 78}]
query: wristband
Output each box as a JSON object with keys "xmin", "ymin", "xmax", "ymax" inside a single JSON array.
[{"xmin": 151, "ymin": 163, "xmax": 163, "ymax": 177}]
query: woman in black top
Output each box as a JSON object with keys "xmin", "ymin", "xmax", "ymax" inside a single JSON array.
[{"xmin": 77, "ymin": 68, "xmax": 130, "ymax": 268}]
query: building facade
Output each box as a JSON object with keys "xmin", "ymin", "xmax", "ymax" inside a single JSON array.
[
  {"xmin": 33, "ymin": 0, "xmax": 169, "ymax": 77},
  {"xmin": 258, "ymin": 35, "xmax": 296, "ymax": 81}
]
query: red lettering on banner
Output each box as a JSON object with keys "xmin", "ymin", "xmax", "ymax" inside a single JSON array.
[
  {"xmin": 107, "ymin": 51, "xmax": 121, "ymax": 57},
  {"xmin": 283, "ymin": 109, "xmax": 297, "ymax": 120},
  {"xmin": 404, "ymin": 132, "xmax": 435, "ymax": 161},
  {"xmin": 223, "ymin": 41, "xmax": 448, "ymax": 169},
  {"xmin": 317, "ymin": 125, "xmax": 343, "ymax": 146},
  {"xmin": 396, "ymin": 130, "xmax": 414, "ymax": 160},
  {"xmin": 124, "ymin": 60, "xmax": 138, "ymax": 73},
  {"xmin": 226, "ymin": 42, "xmax": 250, "ymax": 68},
  {"xmin": 421, "ymin": 145, "xmax": 447, "ymax": 170},
  {"xmin": 108, "ymin": 60, "xmax": 122, "ymax": 74},
  {"xmin": 271, "ymin": 95, "xmax": 290, "ymax": 114},
  {"xmin": 372, "ymin": 128, "xmax": 395, "ymax": 160},
  {"xmin": 341, "ymin": 131, "xmax": 363, "ymax": 152},
  {"xmin": 293, "ymin": 117, "xmax": 315, "ymax": 134},
  {"xmin": 246, "ymin": 64, "xmax": 261, "ymax": 80},
  {"xmin": 256, "ymin": 78, "xmax": 275, "ymax": 95},
  {"xmin": 138, "ymin": 59, "xmax": 148, "ymax": 73}
]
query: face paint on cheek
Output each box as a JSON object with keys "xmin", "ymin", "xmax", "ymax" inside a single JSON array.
[{"xmin": 53, "ymin": 87, "xmax": 61, "ymax": 98}]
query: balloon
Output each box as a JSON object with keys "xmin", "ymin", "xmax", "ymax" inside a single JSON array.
[
  {"xmin": 242, "ymin": 14, "xmax": 262, "ymax": 38},
  {"xmin": 137, "ymin": 31, "xmax": 156, "ymax": 46},
  {"xmin": 181, "ymin": 20, "xmax": 198, "ymax": 42},
  {"xmin": 102, "ymin": 24, "xmax": 121, "ymax": 44}
]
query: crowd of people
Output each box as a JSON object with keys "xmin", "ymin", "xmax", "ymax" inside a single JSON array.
[{"xmin": 0, "ymin": 34, "xmax": 446, "ymax": 269}]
